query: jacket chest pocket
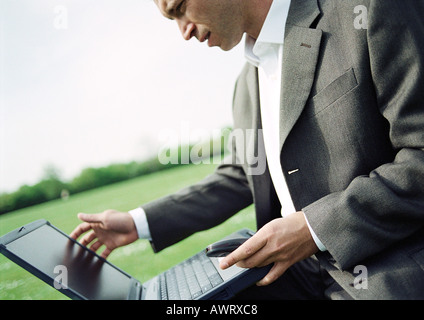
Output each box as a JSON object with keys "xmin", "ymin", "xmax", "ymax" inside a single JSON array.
[{"xmin": 308, "ymin": 68, "xmax": 358, "ymax": 116}]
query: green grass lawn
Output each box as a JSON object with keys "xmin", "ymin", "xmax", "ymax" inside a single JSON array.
[{"xmin": 0, "ymin": 163, "xmax": 255, "ymax": 300}]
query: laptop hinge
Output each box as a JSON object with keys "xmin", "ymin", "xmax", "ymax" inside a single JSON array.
[{"xmin": 128, "ymin": 278, "xmax": 142, "ymax": 300}]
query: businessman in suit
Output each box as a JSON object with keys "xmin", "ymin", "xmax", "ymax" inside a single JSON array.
[{"xmin": 70, "ymin": 0, "xmax": 424, "ymax": 299}]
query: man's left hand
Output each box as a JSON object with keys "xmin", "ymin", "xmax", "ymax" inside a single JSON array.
[{"xmin": 219, "ymin": 211, "xmax": 319, "ymax": 286}]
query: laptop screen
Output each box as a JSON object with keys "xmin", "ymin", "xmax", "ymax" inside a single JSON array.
[{"xmin": 4, "ymin": 223, "xmax": 134, "ymax": 300}]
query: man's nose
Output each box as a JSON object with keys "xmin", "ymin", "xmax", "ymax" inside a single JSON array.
[{"xmin": 177, "ymin": 18, "xmax": 196, "ymax": 41}]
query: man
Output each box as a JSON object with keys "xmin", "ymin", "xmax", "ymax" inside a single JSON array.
[{"xmin": 71, "ymin": 0, "xmax": 424, "ymax": 299}]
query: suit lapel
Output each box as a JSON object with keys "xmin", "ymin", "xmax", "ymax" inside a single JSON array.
[
  {"xmin": 246, "ymin": 66, "xmax": 260, "ymax": 120},
  {"xmin": 279, "ymin": 0, "xmax": 322, "ymax": 150}
]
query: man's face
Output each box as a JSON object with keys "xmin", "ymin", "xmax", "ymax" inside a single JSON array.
[{"xmin": 154, "ymin": 0, "xmax": 245, "ymax": 51}]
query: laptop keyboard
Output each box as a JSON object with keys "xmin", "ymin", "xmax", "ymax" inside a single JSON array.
[{"xmin": 159, "ymin": 250, "xmax": 223, "ymax": 300}]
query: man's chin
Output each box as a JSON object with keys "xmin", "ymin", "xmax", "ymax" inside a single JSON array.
[
  {"xmin": 207, "ymin": 33, "xmax": 242, "ymax": 51},
  {"xmin": 220, "ymin": 45, "xmax": 234, "ymax": 52},
  {"xmin": 217, "ymin": 40, "xmax": 239, "ymax": 52}
]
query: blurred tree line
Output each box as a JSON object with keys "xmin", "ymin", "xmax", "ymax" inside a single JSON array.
[{"xmin": 0, "ymin": 129, "xmax": 231, "ymax": 215}]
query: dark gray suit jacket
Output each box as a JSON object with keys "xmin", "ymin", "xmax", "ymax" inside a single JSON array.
[{"xmin": 143, "ymin": 0, "xmax": 424, "ymax": 299}]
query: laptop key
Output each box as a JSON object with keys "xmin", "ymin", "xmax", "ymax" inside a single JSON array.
[
  {"xmin": 191, "ymin": 259, "xmax": 213, "ymax": 293},
  {"xmin": 183, "ymin": 262, "xmax": 202, "ymax": 299},
  {"xmin": 203, "ymin": 261, "xmax": 220, "ymax": 278},
  {"xmin": 210, "ymin": 273, "xmax": 224, "ymax": 287},
  {"xmin": 175, "ymin": 265, "xmax": 192, "ymax": 300},
  {"xmin": 192, "ymin": 290, "xmax": 203, "ymax": 299},
  {"xmin": 165, "ymin": 269, "xmax": 180, "ymax": 300},
  {"xmin": 159, "ymin": 273, "xmax": 168, "ymax": 300},
  {"xmin": 201, "ymin": 283, "xmax": 213, "ymax": 293},
  {"xmin": 196, "ymin": 252, "xmax": 223, "ymax": 288}
]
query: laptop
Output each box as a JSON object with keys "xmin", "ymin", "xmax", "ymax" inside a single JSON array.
[{"xmin": 0, "ymin": 219, "xmax": 271, "ymax": 300}]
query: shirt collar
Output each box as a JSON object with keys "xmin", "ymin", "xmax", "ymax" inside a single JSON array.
[{"xmin": 245, "ymin": 0, "xmax": 291, "ymax": 66}]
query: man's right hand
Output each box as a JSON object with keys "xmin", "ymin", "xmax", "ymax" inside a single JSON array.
[{"xmin": 70, "ymin": 209, "xmax": 139, "ymax": 259}]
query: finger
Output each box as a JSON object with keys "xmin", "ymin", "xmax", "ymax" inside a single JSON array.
[
  {"xmin": 256, "ymin": 262, "xmax": 288, "ymax": 286},
  {"xmin": 69, "ymin": 222, "xmax": 93, "ymax": 240},
  {"xmin": 77, "ymin": 212, "xmax": 104, "ymax": 223},
  {"xmin": 90, "ymin": 240, "xmax": 104, "ymax": 253},
  {"xmin": 80, "ymin": 230, "xmax": 97, "ymax": 246},
  {"xmin": 100, "ymin": 247, "xmax": 112, "ymax": 259},
  {"xmin": 235, "ymin": 247, "xmax": 273, "ymax": 269},
  {"xmin": 220, "ymin": 235, "xmax": 267, "ymax": 270}
]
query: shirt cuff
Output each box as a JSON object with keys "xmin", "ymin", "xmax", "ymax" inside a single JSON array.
[
  {"xmin": 302, "ymin": 212, "xmax": 327, "ymax": 252},
  {"xmin": 128, "ymin": 207, "xmax": 152, "ymax": 241}
]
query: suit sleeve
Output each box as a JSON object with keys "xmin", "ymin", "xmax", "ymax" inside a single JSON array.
[
  {"xmin": 303, "ymin": 0, "xmax": 424, "ymax": 270},
  {"xmin": 142, "ymin": 154, "xmax": 253, "ymax": 253}
]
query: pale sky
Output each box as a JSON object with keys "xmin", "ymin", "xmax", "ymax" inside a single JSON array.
[{"xmin": 0, "ymin": 0, "xmax": 246, "ymax": 193}]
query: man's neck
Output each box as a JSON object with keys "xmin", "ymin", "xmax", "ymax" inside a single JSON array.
[{"xmin": 244, "ymin": 0, "xmax": 273, "ymax": 39}]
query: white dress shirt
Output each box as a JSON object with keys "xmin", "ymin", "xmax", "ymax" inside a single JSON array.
[
  {"xmin": 245, "ymin": 0, "xmax": 293, "ymax": 217},
  {"xmin": 130, "ymin": 0, "xmax": 326, "ymax": 251}
]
